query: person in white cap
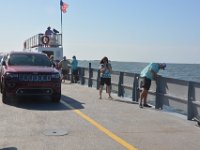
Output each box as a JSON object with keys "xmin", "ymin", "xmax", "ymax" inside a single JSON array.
[
  {"xmin": 139, "ymin": 63, "xmax": 166, "ymax": 108},
  {"xmin": 58, "ymin": 56, "xmax": 70, "ymax": 82}
]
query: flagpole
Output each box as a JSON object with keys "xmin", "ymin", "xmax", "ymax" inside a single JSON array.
[
  {"xmin": 60, "ymin": 1, "xmax": 63, "ymax": 47},
  {"xmin": 60, "ymin": 0, "xmax": 67, "ymax": 48},
  {"xmin": 60, "ymin": 6, "xmax": 63, "ymax": 47}
]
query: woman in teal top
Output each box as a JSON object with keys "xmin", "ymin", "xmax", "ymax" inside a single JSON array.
[{"xmin": 99, "ymin": 56, "xmax": 112, "ymax": 99}]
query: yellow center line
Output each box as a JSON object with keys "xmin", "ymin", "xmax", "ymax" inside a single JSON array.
[{"xmin": 62, "ymin": 101, "xmax": 138, "ymax": 150}]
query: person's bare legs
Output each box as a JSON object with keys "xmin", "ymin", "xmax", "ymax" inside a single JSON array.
[
  {"xmin": 143, "ymin": 89, "xmax": 148, "ymax": 104},
  {"xmin": 99, "ymin": 85, "xmax": 103, "ymax": 99},
  {"xmin": 139, "ymin": 88, "xmax": 148, "ymax": 108},
  {"xmin": 106, "ymin": 85, "xmax": 112, "ymax": 99}
]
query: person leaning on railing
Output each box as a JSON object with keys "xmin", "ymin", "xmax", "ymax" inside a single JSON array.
[
  {"xmin": 44, "ymin": 26, "xmax": 54, "ymax": 47},
  {"xmin": 139, "ymin": 63, "xmax": 166, "ymax": 108}
]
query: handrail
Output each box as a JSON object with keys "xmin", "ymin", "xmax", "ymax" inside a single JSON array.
[
  {"xmin": 23, "ymin": 34, "xmax": 62, "ymax": 49},
  {"xmin": 68, "ymin": 63, "xmax": 200, "ymax": 121}
]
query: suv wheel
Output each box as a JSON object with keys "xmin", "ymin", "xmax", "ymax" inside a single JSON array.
[{"xmin": 51, "ymin": 93, "xmax": 61, "ymax": 103}]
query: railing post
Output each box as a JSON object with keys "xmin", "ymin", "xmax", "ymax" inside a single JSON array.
[
  {"xmin": 80, "ymin": 68, "xmax": 85, "ymax": 85},
  {"xmin": 96, "ymin": 70, "xmax": 100, "ymax": 90},
  {"xmin": 188, "ymin": 82, "xmax": 194, "ymax": 120},
  {"xmin": 88, "ymin": 63, "xmax": 92, "ymax": 87},
  {"xmin": 155, "ymin": 77, "xmax": 163, "ymax": 109},
  {"xmin": 132, "ymin": 74, "xmax": 139, "ymax": 101},
  {"xmin": 70, "ymin": 67, "xmax": 73, "ymax": 83},
  {"xmin": 118, "ymin": 72, "xmax": 124, "ymax": 97}
]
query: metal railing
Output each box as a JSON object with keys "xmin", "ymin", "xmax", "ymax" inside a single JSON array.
[
  {"xmin": 23, "ymin": 34, "xmax": 62, "ymax": 49},
  {"xmin": 71, "ymin": 63, "xmax": 200, "ymax": 121}
]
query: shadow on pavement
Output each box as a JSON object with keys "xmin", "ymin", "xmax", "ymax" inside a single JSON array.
[
  {"xmin": 61, "ymin": 94, "xmax": 85, "ymax": 110},
  {"xmin": 0, "ymin": 147, "xmax": 17, "ymax": 150},
  {"xmin": 5, "ymin": 94, "xmax": 85, "ymax": 111}
]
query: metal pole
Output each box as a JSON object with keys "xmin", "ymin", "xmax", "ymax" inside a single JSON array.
[{"xmin": 60, "ymin": 0, "xmax": 63, "ymax": 47}]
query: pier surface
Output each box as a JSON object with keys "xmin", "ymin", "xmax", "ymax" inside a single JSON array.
[{"xmin": 0, "ymin": 82, "xmax": 200, "ymax": 150}]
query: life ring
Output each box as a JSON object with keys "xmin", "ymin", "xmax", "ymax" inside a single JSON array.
[{"xmin": 41, "ymin": 36, "xmax": 50, "ymax": 45}]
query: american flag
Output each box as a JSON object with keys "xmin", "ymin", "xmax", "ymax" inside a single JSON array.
[{"xmin": 60, "ymin": 0, "xmax": 68, "ymax": 13}]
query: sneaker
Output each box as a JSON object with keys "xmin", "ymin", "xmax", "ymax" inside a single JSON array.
[
  {"xmin": 143, "ymin": 103, "xmax": 152, "ymax": 108},
  {"xmin": 108, "ymin": 96, "xmax": 113, "ymax": 100}
]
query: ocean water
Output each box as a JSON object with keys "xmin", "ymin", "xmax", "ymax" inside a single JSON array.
[{"xmin": 78, "ymin": 60, "xmax": 200, "ymax": 83}]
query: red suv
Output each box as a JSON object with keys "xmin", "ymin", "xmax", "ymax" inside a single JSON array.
[{"xmin": 0, "ymin": 51, "xmax": 61, "ymax": 104}]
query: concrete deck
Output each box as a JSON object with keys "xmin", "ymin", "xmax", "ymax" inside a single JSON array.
[{"xmin": 0, "ymin": 82, "xmax": 200, "ymax": 150}]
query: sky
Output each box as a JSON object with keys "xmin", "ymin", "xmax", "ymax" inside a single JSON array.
[{"xmin": 0, "ymin": 0, "xmax": 200, "ymax": 64}]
